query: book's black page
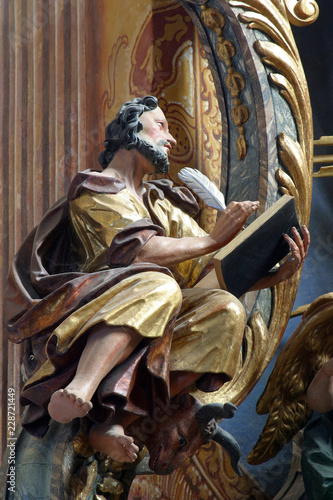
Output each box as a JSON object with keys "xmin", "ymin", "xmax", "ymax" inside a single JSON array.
[{"xmin": 214, "ymin": 197, "xmax": 302, "ymax": 298}]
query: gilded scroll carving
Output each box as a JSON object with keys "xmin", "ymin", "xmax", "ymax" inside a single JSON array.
[
  {"xmin": 176, "ymin": 0, "xmax": 313, "ymax": 426},
  {"xmin": 229, "ymin": 0, "xmax": 315, "ymax": 217},
  {"xmin": 131, "ymin": 440, "xmax": 269, "ymax": 498},
  {"xmin": 285, "ymin": 0, "xmax": 319, "ymax": 26},
  {"xmin": 200, "ymin": 5, "xmax": 249, "ymax": 160},
  {"xmin": 228, "ymin": 0, "xmax": 317, "ymax": 464}
]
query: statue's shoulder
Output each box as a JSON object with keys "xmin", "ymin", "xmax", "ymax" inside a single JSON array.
[{"xmin": 67, "ymin": 169, "xmax": 126, "ymax": 201}]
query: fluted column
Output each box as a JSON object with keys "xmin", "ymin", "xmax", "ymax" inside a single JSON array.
[{"xmin": 0, "ymin": 0, "xmax": 89, "ymax": 456}]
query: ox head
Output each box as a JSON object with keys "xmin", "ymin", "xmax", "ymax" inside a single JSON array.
[{"xmin": 128, "ymin": 392, "xmax": 242, "ymax": 476}]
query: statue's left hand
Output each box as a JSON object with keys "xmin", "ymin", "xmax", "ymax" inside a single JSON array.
[{"xmin": 275, "ymin": 225, "xmax": 310, "ymax": 282}]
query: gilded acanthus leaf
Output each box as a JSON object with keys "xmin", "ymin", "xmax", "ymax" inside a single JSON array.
[
  {"xmin": 276, "ymin": 132, "xmax": 312, "ymax": 224},
  {"xmin": 230, "ymin": 0, "xmax": 301, "ymax": 57},
  {"xmin": 275, "ymin": 167, "xmax": 297, "ymax": 199},
  {"xmin": 230, "ymin": 0, "xmax": 313, "ymax": 218}
]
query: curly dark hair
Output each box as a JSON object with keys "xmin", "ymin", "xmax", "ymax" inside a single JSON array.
[{"xmin": 98, "ymin": 95, "xmax": 159, "ymax": 169}]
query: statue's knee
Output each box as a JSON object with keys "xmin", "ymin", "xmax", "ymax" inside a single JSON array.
[
  {"xmin": 163, "ymin": 276, "xmax": 182, "ymax": 308},
  {"xmin": 227, "ymin": 297, "xmax": 246, "ymax": 327},
  {"xmin": 211, "ymin": 290, "xmax": 246, "ymax": 326},
  {"xmin": 147, "ymin": 272, "xmax": 182, "ymax": 309}
]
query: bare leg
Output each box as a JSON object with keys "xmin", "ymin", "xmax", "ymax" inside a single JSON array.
[
  {"xmin": 307, "ymin": 357, "xmax": 333, "ymax": 413},
  {"xmin": 48, "ymin": 325, "xmax": 141, "ymax": 423}
]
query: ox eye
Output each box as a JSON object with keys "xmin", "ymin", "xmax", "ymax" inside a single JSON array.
[{"xmin": 178, "ymin": 434, "xmax": 187, "ymax": 449}]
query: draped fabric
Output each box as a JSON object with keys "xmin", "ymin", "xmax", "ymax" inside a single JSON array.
[
  {"xmin": 6, "ymin": 171, "xmax": 245, "ymax": 438},
  {"xmin": 0, "ymin": 0, "xmax": 222, "ymax": 456}
]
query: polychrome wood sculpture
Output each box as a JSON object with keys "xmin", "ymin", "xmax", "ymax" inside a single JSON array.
[
  {"xmin": 4, "ymin": 95, "xmax": 307, "ymax": 485},
  {"xmin": 0, "ymin": 0, "xmax": 318, "ymax": 497}
]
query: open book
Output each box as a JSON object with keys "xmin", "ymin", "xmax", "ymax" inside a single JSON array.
[{"xmin": 210, "ymin": 195, "xmax": 302, "ymax": 298}]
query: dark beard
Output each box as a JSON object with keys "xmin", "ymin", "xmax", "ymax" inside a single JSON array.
[{"xmin": 135, "ymin": 138, "xmax": 170, "ymax": 174}]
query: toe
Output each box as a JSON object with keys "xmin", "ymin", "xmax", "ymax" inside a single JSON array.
[
  {"xmin": 132, "ymin": 443, "xmax": 139, "ymax": 453},
  {"xmin": 126, "ymin": 452, "xmax": 137, "ymax": 462},
  {"xmin": 83, "ymin": 401, "xmax": 93, "ymax": 411}
]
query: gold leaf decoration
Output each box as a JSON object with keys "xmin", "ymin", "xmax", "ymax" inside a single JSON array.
[
  {"xmin": 285, "ymin": 0, "xmax": 319, "ymax": 27},
  {"xmin": 97, "ymin": 473, "xmax": 124, "ymax": 495},
  {"xmin": 229, "ymin": 1, "xmax": 314, "ymax": 188},
  {"xmin": 216, "ymin": 39, "xmax": 236, "ymax": 66},
  {"xmin": 200, "ymin": 4, "xmax": 249, "ymax": 160},
  {"xmin": 237, "ymin": 134, "xmax": 247, "ymax": 160},
  {"xmin": 231, "ymin": 103, "xmax": 249, "ymax": 126},
  {"xmin": 201, "ymin": 6, "xmax": 226, "ymax": 31},
  {"xmin": 187, "ymin": 1, "xmax": 314, "ymax": 418},
  {"xmin": 222, "ymin": 0, "xmax": 316, "ymax": 464},
  {"xmin": 225, "ymin": 69, "xmax": 246, "ymax": 98},
  {"xmin": 192, "ymin": 311, "xmax": 269, "ymax": 406},
  {"xmin": 275, "ymin": 131, "xmax": 309, "ymax": 221},
  {"xmin": 70, "ymin": 459, "xmax": 99, "ymax": 499}
]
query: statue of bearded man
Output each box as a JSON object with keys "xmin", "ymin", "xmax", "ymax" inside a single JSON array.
[{"xmin": 6, "ymin": 95, "xmax": 309, "ymax": 469}]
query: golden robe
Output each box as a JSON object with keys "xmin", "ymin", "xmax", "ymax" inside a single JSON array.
[{"xmin": 6, "ymin": 170, "xmax": 245, "ymax": 436}]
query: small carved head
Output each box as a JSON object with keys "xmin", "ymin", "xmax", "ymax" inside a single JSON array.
[{"xmin": 128, "ymin": 391, "xmax": 242, "ymax": 476}]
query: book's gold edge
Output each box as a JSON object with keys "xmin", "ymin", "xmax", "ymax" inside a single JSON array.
[
  {"xmin": 214, "ymin": 195, "xmax": 293, "ymax": 261},
  {"xmin": 213, "ymin": 258, "xmax": 227, "ymax": 290}
]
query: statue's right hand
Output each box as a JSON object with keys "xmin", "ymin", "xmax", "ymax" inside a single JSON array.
[{"xmin": 209, "ymin": 200, "xmax": 259, "ymax": 249}]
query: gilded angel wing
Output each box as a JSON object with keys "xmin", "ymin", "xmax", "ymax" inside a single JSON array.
[{"xmin": 247, "ymin": 293, "xmax": 333, "ymax": 465}]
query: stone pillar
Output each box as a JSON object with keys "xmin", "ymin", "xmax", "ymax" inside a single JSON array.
[{"xmin": 0, "ymin": 0, "xmax": 90, "ymax": 456}]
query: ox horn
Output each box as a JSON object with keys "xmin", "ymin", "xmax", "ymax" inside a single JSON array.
[
  {"xmin": 196, "ymin": 401, "xmax": 237, "ymax": 423},
  {"xmin": 213, "ymin": 427, "xmax": 242, "ymax": 477}
]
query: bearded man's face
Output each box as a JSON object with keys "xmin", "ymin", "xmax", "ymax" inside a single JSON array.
[{"xmin": 137, "ymin": 107, "xmax": 177, "ymax": 174}]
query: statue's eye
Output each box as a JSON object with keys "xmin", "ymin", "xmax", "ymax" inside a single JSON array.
[{"xmin": 178, "ymin": 434, "xmax": 187, "ymax": 449}]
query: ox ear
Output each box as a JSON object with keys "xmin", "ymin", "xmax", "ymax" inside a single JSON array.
[{"xmin": 213, "ymin": 427, "xmax": 242, "ymax": 477}]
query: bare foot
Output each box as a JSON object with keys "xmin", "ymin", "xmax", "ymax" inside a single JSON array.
[
  {"xmin": 48, "ymin": 389, "xmax": 93, "ymax": 423},
  {"xmin": 89, "ymin": 423, "xmax": 139, "ymax": 463}
]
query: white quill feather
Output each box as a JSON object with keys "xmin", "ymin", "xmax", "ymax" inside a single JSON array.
[{"xmin": 178, "ymin": 167, "xmax": 226, "ymax": 211}]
